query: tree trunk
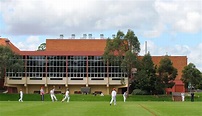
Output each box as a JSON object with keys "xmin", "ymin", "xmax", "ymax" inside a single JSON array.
[{"xmin": 126, "ymin": 71, "xmax": 131, "ymax": 97}]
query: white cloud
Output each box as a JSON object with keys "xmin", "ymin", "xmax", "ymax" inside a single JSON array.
[
  {"xmin": 174, "ymin": 12, "xmax": 202, "ymax": 33},
  {"xmin": 0, "ymin": 0, "xmax": 201, "ymax": 36},
  {"xmin": 143, "ymin": 23, "xmax": 164, "ymax": 38},
  {"xmin": 0, "ymin": 0, "xmax": 158, "ymax": 35},
  {"xmin": 26, "ymin": 36, "xmax": 40, "ymax": 43},
  {"xmin": 15, "ymin": 36, "xmax": 41, "ymax": 51},
  {"xmin": 0, "ymin": 0, "xmax": 202, "ymax": 37},
  {"xmin": 188, "ymin": 43, "xmax": 202, "ymax": 71},
  {"xmin": 154, "ymin": 0, "xmax": 202, "ymax": 34}
]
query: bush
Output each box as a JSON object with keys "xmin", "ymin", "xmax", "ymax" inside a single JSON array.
[{"xmin": 131, "ymin": 89, "xmax": 148, "ymax": 95}]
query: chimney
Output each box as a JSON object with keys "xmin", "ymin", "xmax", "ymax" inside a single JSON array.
[
  {"xmin": 83, "ymin": 34, "xmax": 87, "ymax": 39},
  {"xmin": 100, "ymin": 34, "xmax": 104, "ymax": 39},
  {"xmin": 88, "ymin": 34, "xmax": 92, "ymax": 39},
  {"xmin": 145, "ymin": 41, "xmax": 147, "ymax": 54},
  {"xmin": 60, "ymin": 34, "xmax": 64, "ymax": 39},
  {"xmin": 71, "ymin": 34, "xmax": 75, "ymax": 39}
]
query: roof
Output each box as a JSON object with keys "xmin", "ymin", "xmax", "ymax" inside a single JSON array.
[
  {"xmin": 46, "ymin": 39, "xmax": 107, "ymax": 52},
  {"xmin": 0, "ymin": 38, "xmax": 20, "ymax": 53}
]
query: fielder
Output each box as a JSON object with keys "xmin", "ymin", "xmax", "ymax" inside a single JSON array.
[
  {"xmin": 40, "ymin": 86, "xmax": 45, "ymax": 101},
  {"xmin": 50, "ymin": 87, "xmax": 57, "ymax": 102},
  {"xmin": 61, "ymin": 88, "xmax": 70, "ymax": 102},
  {"xmin": 110, "ymin": 88, "xmax": 117, "ymax": 106},
  {"xmin": 18, "ymin": 89, "xmax": 23, "ymax": 102},
  {"xmin": 181, "ymin": 92, "xmax": 185, "ymax": 102},
  {"xmin": 123, "ymin": 91, "xmax": 127, "ymax": 102}
]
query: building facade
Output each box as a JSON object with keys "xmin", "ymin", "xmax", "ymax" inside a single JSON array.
[{"xmin": 0, "ymin": 38, "xmax": 187, "ymax": 94}]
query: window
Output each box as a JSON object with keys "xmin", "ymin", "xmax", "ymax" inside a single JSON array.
[{"xmin": 68, "ymin": 56, "xmax": 87, "ymax": 77}]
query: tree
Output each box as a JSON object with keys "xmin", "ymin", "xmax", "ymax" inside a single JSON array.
[
  {"xmin": 103, "ymin": 29, "xmax": 140, "ymax": 94},
  {"xmin": 199, "ymin": 73, "xmax": 202, "ymax": 89},
  {"xmin": 181, "ymin": 63, "xmax": 202, "ymax": 90},
  {"xmin": 0, "ymin": 45, "xmax": 23, "ymax": 80},
  {"xmin": 133, "ymin": 53, "xmax": 157, "ymax": 94},
  {"xmin": 157, "ymin": 55, "xmax": 177, "ymax": 93},
  {"xmin": 37, "ymin": 43, "xmax": 46, "ymax": 51}
]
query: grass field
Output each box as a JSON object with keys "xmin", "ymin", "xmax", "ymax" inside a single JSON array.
[
  {"xmin": 1, "ymin": 93, "xmax": 202, "ymax": 101},
  {"xmin": 0, "ymin": 93, "xmax": 202, "ymax": 116},
  {"xmin": 0, "ymin": 94, "xmax": 174, "ymax": 101},
  {"xmin": 0, "ymin": 101, "xmax": 202, "ymax": 116}
]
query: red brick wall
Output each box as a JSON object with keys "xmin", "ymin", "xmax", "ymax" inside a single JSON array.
[
  {"xmin": 175, "ymin": 85, "xmax": 184, "ymax": 92},
  {"xmin": 151, "ymin": 56, "xmax": 187, "ymax": 93},
  {"xmin": 151, "ymin": 56, "xmax": 187, "ymax": 80},
  {"xmin": 46, "ymin": 39, "xmax": 107, "ymax": 52}
]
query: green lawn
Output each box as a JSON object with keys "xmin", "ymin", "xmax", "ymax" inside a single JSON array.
[
  {"xmin": 0, "ymin": 94, "xmax": 174, "ymax": 101},
  {"xmin": 0, "ymin": 101, "xmax": 201, "ymax": 116}
]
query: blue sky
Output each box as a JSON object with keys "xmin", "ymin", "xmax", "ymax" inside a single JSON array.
[{"xmin": 0, "ymin": 0, "xmax": 202, "ymax": 71}]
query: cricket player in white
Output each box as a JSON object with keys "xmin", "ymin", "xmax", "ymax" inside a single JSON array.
[
  {"xmin": 61, "ymin": 89, "xmax": 70, "ymax": 102},
  {"xmin": 50, "ymin": 87, "xmax": 57, "ymax": 102},
  {"xmin": 40, "ymin": 86, "xmax": 44, "ymax": 101},
  {"xmin": 110, "ymin": 88, "xmax": 117, "ymax": 105},
  {"xmin": 18, "ymin": 89, "xmax": 23, "ymax": 102},
  {"xmin": 123, "ymin": 91, "xmax": 127, "ymax": 102},
  {"xmin": 181, "ymin": 93, "xmax": 185, "ymax": 102}
]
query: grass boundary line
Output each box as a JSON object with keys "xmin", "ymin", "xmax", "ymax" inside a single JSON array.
[{"xmin": 139, "ymin": 104, "xmax": 157, "ymax": 116}]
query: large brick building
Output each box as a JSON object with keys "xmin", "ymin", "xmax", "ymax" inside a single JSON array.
[{"xmin": 0, "ymin": 38, "xmax": 187, "ymax": 94}]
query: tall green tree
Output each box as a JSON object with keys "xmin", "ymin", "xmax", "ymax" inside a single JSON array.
[
  {"xmin": 0, "ymin": 45, "xmax": 23, "ymax": 79},
  {"xmin": 181, "ymin": 63, "xmax": 202, "ymax": 90},
  {"xmin": 157, "ymin": 55, "xmax": 178, "ymax": 93},
  {"xmin": 134, "ymin": 53, "xmax": 157, "ymax": 94},
  {"xmin": 103, "ymin": 29, "xmax": 140, "ymax": 94}
]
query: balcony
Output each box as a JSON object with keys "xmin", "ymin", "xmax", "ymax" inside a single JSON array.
[
  {"xmin": 68, "ymin": 77, "xmax": 86, "ymax": 85},
  {"xmin": 27, "ymin": 77, "xmax": 46, "ymax": 84},
  {"xmin": 88, "ymin": 77, "xmax": 107, "ymax": 85},
  {"xmin": 47, "ymin": 77, "xmax": 66, "ymax": 84},
  {"xmin": 6, "ymin": 77, "xmax": 26, "ymax": 84}
]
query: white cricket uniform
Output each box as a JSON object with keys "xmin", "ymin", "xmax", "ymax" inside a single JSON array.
[
  {"xmin": 62, "ymin": 90, "xmax": 70, "ymax": 102},
  {"xmin": 123, "ymin": 92, "xmax": 127, "ymax": 102},
  {"xmin": 110, "ymin": 90, "xmax": 117, "ymax": 105},
  {"xmin": 40, "ymin": 88, "xmax": 44, "ymax": 101},
  {"xmin": 18, "ymin": 90, "xmax": 23, "ymax": 102},
  {"xmin": 181, "ymin": 93, "xmax": 185, "ymax": 101},
  {"xmin": 50, "ymin": 89, "xmax": 57, "ymax": 102}
]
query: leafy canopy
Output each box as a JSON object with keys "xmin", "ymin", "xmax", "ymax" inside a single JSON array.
[
  {"xmin": 157, "ymin": 56, "xmax": 178, "ymax": 89},
  {"xmin": 181, "ymin": 63, "xmax": 202, "ymax": 89},
  {"xmin": 133, "ymin": 53, "xmax": 157, "ymax": 94},
  {"xmin": 0, "ymin": 45, "xmax": 23, "ymax": 78},
  {"xmin": 103, "ymin": 29, "xmax": 140, "ymax": 93}
]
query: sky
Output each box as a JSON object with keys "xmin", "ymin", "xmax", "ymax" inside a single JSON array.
[{"xmin": 0, "ymin": 0, "xmax": 202, "ymax": 71}]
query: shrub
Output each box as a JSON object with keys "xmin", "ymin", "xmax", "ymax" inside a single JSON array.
[{"xmin": 131, "ymin": 89, "xmax": 148, "ymax": 95}]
